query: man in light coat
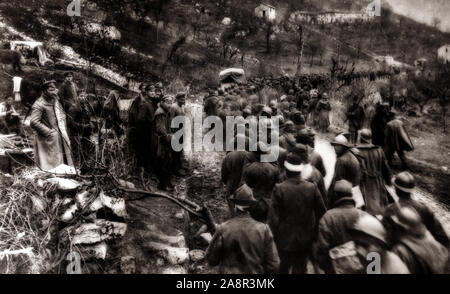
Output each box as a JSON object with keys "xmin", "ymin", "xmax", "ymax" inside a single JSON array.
[{"xmin": 30, "ymin": 80, "xmax": 74, "ymax": 171}]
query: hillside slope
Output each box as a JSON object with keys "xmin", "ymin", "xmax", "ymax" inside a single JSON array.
[{"xmin": 0, "ymin": 0, "xmax": 449, "ymax": 90}]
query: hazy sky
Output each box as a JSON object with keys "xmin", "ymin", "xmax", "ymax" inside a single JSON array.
[{"xmin": 385, "ymin": 0, "xmax": 450, "ymax": 32}]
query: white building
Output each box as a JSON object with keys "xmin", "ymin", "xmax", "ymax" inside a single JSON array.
[
  {"xmin": 290, "ymin": 10, "xmax": 374, "ymax": 25},
  {"xmin": 438, "ymin": 45, "xmax": 450, "ymax": 64},
  {"xmin": 255, "ymin": 3, "xmax": 276, "ymax": 22}
]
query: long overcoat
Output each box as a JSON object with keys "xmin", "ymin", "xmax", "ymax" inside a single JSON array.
[{"xmin": 30, "ymin": 95, "xmax": 74, "ymax": 171}]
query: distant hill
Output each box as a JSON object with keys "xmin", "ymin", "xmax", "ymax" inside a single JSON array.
[
  {"xmin": 1, "ymin": 0, "xmax": 449, "ymax": 90},
  {"xmin": 386, "ymin": 0, "xmax": 450, "ymax": 32}
]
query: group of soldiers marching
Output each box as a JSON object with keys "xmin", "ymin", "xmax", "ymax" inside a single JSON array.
[
  {"xmin": 3, "ymin": 71, "xmax": 447, "ymax": 274},
  {"xmin": 205, "ymin": 82, "xmax": 449, "ymax": 274}
]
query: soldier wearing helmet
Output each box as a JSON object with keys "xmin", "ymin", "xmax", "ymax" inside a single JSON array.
[
  {"xmin": 206, "ymin": 184, "xmax": 280, "ymax": 274},
  {"xmin": 383, "ymin": 172, "xmax": 449, "ymax": 248}
]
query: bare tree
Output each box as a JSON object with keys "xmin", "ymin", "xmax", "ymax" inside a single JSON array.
[
  {"xmin": 432, "ymin": 17, "xmax": 442, "ymax": 30},
  {"xmin": 263, "ymin": 20, "xmax": 275, "ymax": 54},
  {"xmin": 433, "ymin": 61, "xmax": 450, "ymax": 132},
  {"xmin": 295, "ymin": 25, "xmax": 304, "ymax": 77}
]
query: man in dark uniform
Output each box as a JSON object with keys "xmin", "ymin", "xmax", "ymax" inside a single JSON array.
[
  {"xmin": 346, "ymin": 95, "xmax": 365, "ymax": 145},
  {"xmin": 356, "ymin": 129, "xmax": 392, "ymax": 215},
  {"xmin": 242, "ymin": 142, "xmax": 280, "ymax": 222},
  {"xmin": 371, "ymin": 103, "xmax": 390, "ymax": 147},
  {"xmin": 59, "ymin": 72, "xmax": 78, "ymax": 112},
  {"xmin": 169, "ymin": 92, "xmax": 187, "ymax": 175},
  {"xmin": 296, "ymin": 128, "xmax": 326, "ymax": 178},
  {"xmin": 206, "ymin": 184, "xmax": 280, "ymax": 274},
  {"xmin": 315, "ymin": 180, "xmax": 370, "ymax": 273},
  {"xmin": 384, "ymin": 111, "xmax": 414, "ymax": 170},
  {"xmin": 0, "ymin": 96, "xmax": 22, "ymax": 135},
  {"xmin": 153, "ymin": 95, "xmax": 174, "ymax": 191},
  {"xmin": 269, "ymin": 149, "xmax": 326, "ymax": 274},
  {"xmin": 384, "ymin": 172, "xmax": 449, "ymax": 248},
  {"xmin": 221, "ymin": 134, "xmax": 253, "ymax": 216},
  {"xmin": 66, "ymin": 94, "xmax": 94, "ymax": 167},
  {"xmin": 128, "ymin": 84, "xmax": 155, "ymax": 173},
  {"xmin": 328, "ymin": 134, "xmax": 361, "ymax": 206}
]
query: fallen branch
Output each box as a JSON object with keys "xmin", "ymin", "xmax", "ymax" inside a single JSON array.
[
  {"xmin": 0, "ymin": 247, "xmax": 34, "ymax": 257},
  {"xmin": 108, "ymin": 172, "xmax": 218, "ymax": 232}
]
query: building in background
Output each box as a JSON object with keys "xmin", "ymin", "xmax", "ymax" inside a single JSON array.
[
  {"xmin": 438, "ymin": 45, "xmax": 450, "ymax": 64},
  {"xmin": 255, "ymin": 3, "xmax": 276, "ymax": 21}
]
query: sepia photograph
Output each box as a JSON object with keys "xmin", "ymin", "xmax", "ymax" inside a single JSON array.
[{"xmin": 0, "ymin": 0, "xmax": 449, "ymax": 279}]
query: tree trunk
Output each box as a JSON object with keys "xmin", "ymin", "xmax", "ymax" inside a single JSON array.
[
  {"xmin": 266, "ymin": 30, "xmax": 271, "ymax": 53},
  {"xmin": 295, "ymin": 26, "xmax": 303, "ymax": 77}
]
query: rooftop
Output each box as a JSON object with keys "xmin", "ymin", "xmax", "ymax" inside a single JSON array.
[{"xmin": 258, "ymin": 3, "xmax": 275, "ymax": 9}]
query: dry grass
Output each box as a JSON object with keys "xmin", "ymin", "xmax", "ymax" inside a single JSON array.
[{"xmin": 0, "ymin": 169, "xmax": 63, "ymax": 274}]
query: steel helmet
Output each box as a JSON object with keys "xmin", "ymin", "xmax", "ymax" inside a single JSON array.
[{"xmin": 393, "ymin": 172, "xmax": 415, "ymax": 193}]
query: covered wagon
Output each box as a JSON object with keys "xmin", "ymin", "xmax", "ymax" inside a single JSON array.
[{"xmin": 219, "ymin": 68, "xmax": 246, "ymax": 91}]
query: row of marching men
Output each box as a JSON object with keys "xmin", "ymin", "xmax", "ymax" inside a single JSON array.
[{"xmin": 206, "ymin": 117, "xmax": 449, "ymax": 274}]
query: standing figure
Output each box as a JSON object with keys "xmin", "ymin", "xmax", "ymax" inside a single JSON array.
[
  {"xmin": 58, "ymin": 72, "xmax": 78, "ymax": 112},
  {"xmin": 268, "ymin": 149, "xmax": 326, "ymax": 274},
  {"xmin": 103, "ymin": 90, "xmax": 123, "ymax": 136},
  {"xmin": 384, "ymin": 111, "xmax": 414, "ymax": 170},
  {"xmin": 206, "ymin": 184, "xmax": 280, "ymax": 274},
  {"xmin": 370, "ymin": 103, "xmax": 390, "ymax": 147},
  {"xmin": 384, "ymin": 206, "xmax": 448, "ymax": 274},
  {"xmin": 308, "ymin": 90, "xmax": 319, "ymax": 127},
  {"xmin": 127, "ymin": 84, "xmax": 155, "ymax": 172},
  {"xmin": 170, "ymin": 92, "xmax": 187, "ymax": 175},
  {"xmin": 349, "ymin": 214, "xmax": 410, "ymax": 274},
  {"xmin": 204, "ymin": 93, "xmax": 218, "ymax": 117},
  {"xmin": 278, "ymin": 120, "xmax": 296, "ymax": 152},
  {"xmin": 315, "ymin": 180, "xmax": 370, "ymax": 273},
  {"xmin": 66, "ymin": 94, "xmax": 93, "ymax": 167},
  {"xmin": 328, "ymin": 134, "xmax": 361, "ymax": 206},
  {"xmin": 0, "ymin": 96, "xmax": 22, "ymax": 135},
  {"xmin": 384, "ymin": 172, "xmax": 449, "ymax": 247},
  {"xmin": 153, "ymin": 95, "xmax": 175, "ymax": 191},
  {"xmin": 316, "ymin": 93, "xmax": 331, "ymax": 133},
  {"xmin": 356, "ymin": 129, "xmax": 392, "ymax": 215},
  {"xmin": 221, "ymin": 134, "xmax": 253, "ymax": 216},
  {"xmin": 242, "ymin": 142, "xmax": 280, "ymax": 222},
  {"xmin": 346, "ymin": 96, "xmax": 365, "ymax": 145},
  {"xmin": 291, "ymin": 110, "xmax": 306, "ymax": 133},
  {"xmin": 30, "ymin": 80, "xmax": 74, "ymax": 171},
  {"xmin": 296, "ymin": 128, "xmax": 326, "ymax": 178}
]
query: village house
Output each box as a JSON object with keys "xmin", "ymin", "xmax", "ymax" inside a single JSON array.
[
  {"xmin": 290, "ymin": 9, "xmax": 374, "ymax": 25},
  {"xmin": 438, "ymin": 45, "xmax": 450, "ymax": 64},
  {"xmin": 254, "ymin": 3, "xmax": 276, "ymax": 22}
]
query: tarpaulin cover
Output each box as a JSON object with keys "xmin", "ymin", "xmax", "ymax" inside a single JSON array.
[{"xmin": 219, "ymin": 68, "xmax": 245, "ymax": 83}]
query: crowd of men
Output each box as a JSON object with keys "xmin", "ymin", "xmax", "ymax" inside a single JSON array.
[
  {"xmin": 204, "ymin": 82, "xmax": 449, "ymax": 274},
  {"xmin": 1, "ymin": 71, "xmax": 447, "ymax": 274},
  {"xmin": 127, "ymin": 82, "xmax": 188, "ymax": 191},
  {"xmin": 14, "ymin": 73, "xmax": 187, "ymax": 191}
]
